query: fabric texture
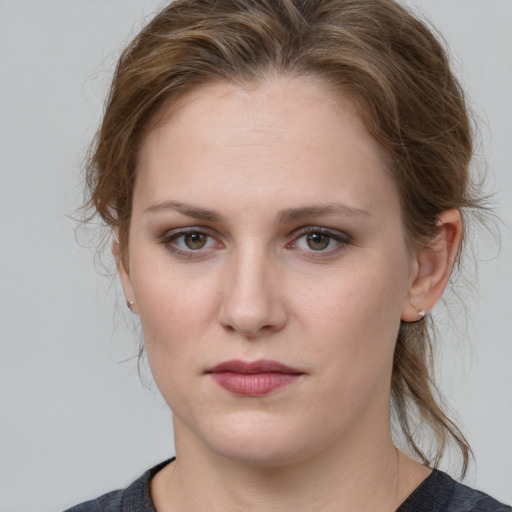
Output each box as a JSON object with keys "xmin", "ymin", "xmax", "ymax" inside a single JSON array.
[{"xmin": 64, "ymin": 459, "xmax": 510, "ymax": 512}]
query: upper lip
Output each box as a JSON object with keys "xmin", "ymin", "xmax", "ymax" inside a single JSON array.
[{"xmin": 207, "ymin": 359, "xmax": 302, "ymax": 374}]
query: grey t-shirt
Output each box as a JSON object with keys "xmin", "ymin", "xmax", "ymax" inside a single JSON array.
[{"xmin": 64, "ymin": 460, "xmax": 510, "ymax": 512}]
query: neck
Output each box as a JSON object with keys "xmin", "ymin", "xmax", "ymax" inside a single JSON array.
[{"xmin": 151, "ymin": 419, "xmax": 427, "ymax": 512}]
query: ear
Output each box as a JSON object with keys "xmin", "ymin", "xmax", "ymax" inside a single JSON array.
[
  {"xmin": 401, "ymin": 210, "xmax": 462, "ymax": 322},
  {"xmin": 112, "ymin": 241, "xmax": 139, "ymax": 314}
]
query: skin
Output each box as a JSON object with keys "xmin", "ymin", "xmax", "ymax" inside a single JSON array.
[{"xmin": 115, "ymin": 75, "xmax": 462, "ymax": 512}]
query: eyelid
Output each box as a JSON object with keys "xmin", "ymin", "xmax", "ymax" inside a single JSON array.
[{"xmin": 160, "ymin": 225, "xmax": 217, "ymax": 240}]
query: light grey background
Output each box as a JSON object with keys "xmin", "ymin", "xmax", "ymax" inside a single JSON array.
[{"xmin": 0, "ymin": 1, "xmax": 510, "ymax": 511}]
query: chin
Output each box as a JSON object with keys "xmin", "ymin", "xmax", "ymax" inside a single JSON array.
[{"xmin": 181, "ymin": 410, "xmax": 331, "ymax": 468}]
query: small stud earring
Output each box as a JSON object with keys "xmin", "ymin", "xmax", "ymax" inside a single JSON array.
[
  {"xmin": 127, "ymin": 300, "xmax": 135, "ymax": 310},
  {"xmin": 418, "ymin": 310, "xmax": 426, "ymax": 318}
]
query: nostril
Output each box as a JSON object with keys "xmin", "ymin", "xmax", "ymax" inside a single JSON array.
[{"xmin": 219, "ymin": 309, "xmax": 288, "ymax": 337}]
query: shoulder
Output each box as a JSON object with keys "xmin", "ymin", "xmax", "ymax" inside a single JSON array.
[
  {"xmin": 63, "ymin": 489, "xmax": 123, "ymax": 512},
  {"xmin": 398, "ymin": 469, "xmax": 511, "ymax": 512},
  {"xmin": 62, "ymin": 460, "xmax": 172, "ymax": 512}
]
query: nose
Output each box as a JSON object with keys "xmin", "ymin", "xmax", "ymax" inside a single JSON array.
[{"xmin": 217, "ymin": 248, "xmax": 287, "ymax": 337}]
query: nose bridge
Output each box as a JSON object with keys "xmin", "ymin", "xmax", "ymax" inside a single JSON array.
[{"xmin": 219, "ymin": 240, "xmax": 286, "ymax": 336}]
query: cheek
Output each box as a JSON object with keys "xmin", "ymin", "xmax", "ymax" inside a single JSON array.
[
  {"xmin": 297, "ymin": 258, "xmax": 408, "ymax": 371},
  {"xmin": 310, "ymin": 271, "xmax": 405, "ymax": 411},
  {"xmin": 303, "ymin": 262, "xmax": 405, "ymax": 328},
  {"xmin": 132, "ymin": 264, "xmax": 220, "ymax": 366}
]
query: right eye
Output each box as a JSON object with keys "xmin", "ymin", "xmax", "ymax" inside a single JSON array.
[
  {"xmin": 179, "ymin": 232, "xmax": 210, "ymax": 250},
  {"xmin": 161, "ymin": 229, "xmax": 221, "ymax": 257}
]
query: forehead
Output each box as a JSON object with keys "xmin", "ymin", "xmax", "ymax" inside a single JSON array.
[
  {"xmin": 135, "ymin": 75, "xmax": 399, "ymax": 220},
  {"xmin": 144, "ymin": 75, "xmax": 370, "ymax": 158}
]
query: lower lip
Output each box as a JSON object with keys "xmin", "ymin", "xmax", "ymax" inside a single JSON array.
[{"xmin": 210, "ymin": 372, "xmax": 300, "ymax": 396}]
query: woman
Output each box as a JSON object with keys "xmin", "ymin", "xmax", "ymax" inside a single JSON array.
[{"xmin": 66, "ymin": 0, "xmax": 510, "ymax": 510}]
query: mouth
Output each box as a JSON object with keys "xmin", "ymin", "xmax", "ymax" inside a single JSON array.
[{"xmin": 206, "ymin": 359, "xmax": 303, "ymax": 397}]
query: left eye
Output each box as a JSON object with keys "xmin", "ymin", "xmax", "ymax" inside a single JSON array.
[{"xmin": 292, "ymin": 230, "xmax": 346, "ymax": 251}]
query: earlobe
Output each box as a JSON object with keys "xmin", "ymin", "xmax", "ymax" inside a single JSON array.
[
  {"xmin": 112, "ymin": 241, "xmax": 138, "ymax": 315},
  {"xmin": 401, "ymin": 210, "xmax": 462, "ymax": 322}
]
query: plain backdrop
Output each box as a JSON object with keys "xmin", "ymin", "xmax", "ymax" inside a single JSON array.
[{"xmin": 0, "ymin": 1, "xmax": 511, "ymax": 510}]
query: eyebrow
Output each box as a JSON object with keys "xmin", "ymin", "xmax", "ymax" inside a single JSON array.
[
  {"xmin": 277, "ymin": 204, "xmax": 370, "ymax": 223},
  {"xmin": 144, "ymin": 200, "xmax": 224, "ymax": 221},
  {"xmin": 144, "ymin": 200, "xmax": 370, "ymax": 222}
]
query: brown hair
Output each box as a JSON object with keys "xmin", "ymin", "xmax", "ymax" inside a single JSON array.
[{"xmin": 86, "ymin": 0, "xmax": 484, "ymax": 475}]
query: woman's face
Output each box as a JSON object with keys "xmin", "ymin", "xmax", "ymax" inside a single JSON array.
[{"xmin": 119, "ymin": 76, "xmax": 418, "ymax": 465}]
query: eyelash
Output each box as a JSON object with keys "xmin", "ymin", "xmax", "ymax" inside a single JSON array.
[{"xmin": 160, "ymin": 226, "xmax": 351, "ymax": 259}]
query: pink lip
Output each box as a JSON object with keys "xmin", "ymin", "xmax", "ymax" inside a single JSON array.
[{"xmin": 207, "ymin": 359, "xmax": 302, "ymax": 397}]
